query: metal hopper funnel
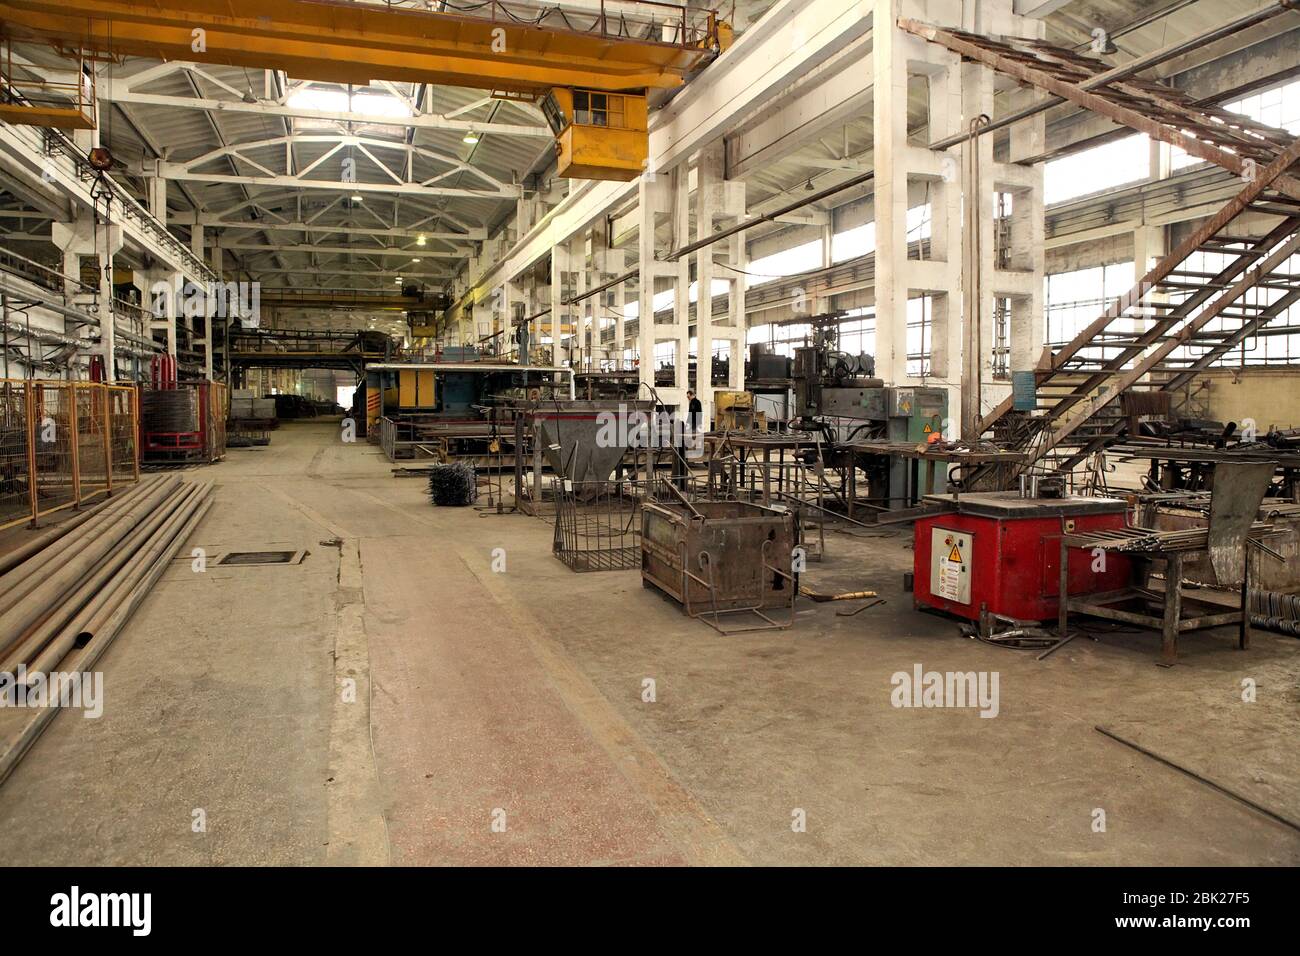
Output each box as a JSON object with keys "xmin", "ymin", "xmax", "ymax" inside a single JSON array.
[{"xmin": 533, "ymin": 400, "xmax": 656, "ymax": 483}]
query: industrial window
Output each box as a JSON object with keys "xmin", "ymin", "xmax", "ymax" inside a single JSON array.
[
  {"xmin": 573, "ymin": 91, "xmax": 626, "ymax": 129},
  {"xmin": 746, "ymin": 239, "xmax": 823, "ymax": 288},
  {"xmin": 746, "ymin": 310, "xmax": 876, "ymax": 361},
  {"xmin": 1044, "ymin": 135, "xmax": 1149, "ymax": 205},
  {"xmin": 746, "ymin": 321, "xmax": 811, "ymax": 358},
  {"xmin": 906, "ymin": 296, "xmax": 932, "ymax": 378},
  {"xmin": 905, "ymin": 203, "xmax": 932, "ymax": 258},
  {"xmin": 832, "ymin": 222, "xmax": 875, "ymax": 263},
  {"xmin": 829, "ymin": 205, "xmax": 930, "ymax": 264},
  {"xmin": 838, "ymin": 308, "xmax": 877, "ymax": 359},
  {"xmin": 1172, "ymin": 77, "xmax": 1300, "ymax": 171},
  {"xmin": 540, "ymin": 93, "xmax": 568, "ymax": 134},
  {"xmin": 1165, "ymin": 249, "xmax": 1300, "ymax": 368},
  {"xmin": 1044, "ymin": 261, "xmax": 1135, "ymax": 353}
]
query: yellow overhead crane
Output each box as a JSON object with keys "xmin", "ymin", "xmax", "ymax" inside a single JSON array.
[{"xmin": 0, "ymin": 0, "xmax": 730, "ymax": 180}]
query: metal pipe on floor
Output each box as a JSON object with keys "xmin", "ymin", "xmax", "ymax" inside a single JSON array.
[
  {"xmin": 0, "ymin": 478, "xmax": 184, "ymax": 654},
  {"xmin": 0, "ymin": 488, "xmax": 215, "ymax": 787},
  {"xmin": 0, "ymin": 476, "xmax": 156, "ymax": 579},
  {"xmin": 0, "ymin": 476, "xmax": 178, "ymax": 615},
  {"xmin": 25, "ymin": 483, "xmax": 213, "ymax": 677},
  {"xmin": 0, "ymin": 476, "xmax": 169, "ymax": 598},
  {"xmin": 0, "ymin": 482, "xmax": 204, "ymax": 674}
]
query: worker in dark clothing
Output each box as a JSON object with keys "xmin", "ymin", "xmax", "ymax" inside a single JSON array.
[
  {"xmin": 686, "ymin": 390, "xmax": 704, "ymax": 435},
  {"xmin": 684, "ymin": 390, "xmax": 705, "ymax": 463}
]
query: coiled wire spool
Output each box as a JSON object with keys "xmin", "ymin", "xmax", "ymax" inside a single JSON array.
[
  {"xmin": 141, "ymin": 389, "xmax": 199, "ymax": 433},
  {"xmin": 1248, "ymin": 588, "xmax": 1300, "ymax": 636}
]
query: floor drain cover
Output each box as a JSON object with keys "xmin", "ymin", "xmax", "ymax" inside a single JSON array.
[{"xmin": 217, "ymin": 550, "xmax": 300, "ymax": 566}]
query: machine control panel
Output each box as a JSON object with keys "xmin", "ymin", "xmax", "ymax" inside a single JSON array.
[{"xmin": 931, "ymin": 527, "xmax": 972, "ymax": 605}]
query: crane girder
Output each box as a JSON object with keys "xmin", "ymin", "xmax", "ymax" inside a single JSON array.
[{"xmin": 0, "ymin": 0, "xmax": 724, "ymax": 94}]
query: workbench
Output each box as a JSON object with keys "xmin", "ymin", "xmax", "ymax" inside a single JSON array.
[
  {"xmin": 1109, "ymin": 441, "xmax": 1300, "ymax": 499},
  {"xmin": 1056, "ymin": 526, "xmax": 1261, "ymax": 666}
]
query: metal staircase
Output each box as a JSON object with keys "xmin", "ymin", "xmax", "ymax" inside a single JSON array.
[{"xmin": 903, "ymin": 17, "xmax": 1300, "ymax": 483}]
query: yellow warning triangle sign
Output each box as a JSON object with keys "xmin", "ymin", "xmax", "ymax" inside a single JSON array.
[
  {"xmin": 947, "ymin": 543, "xmax": 962, "ymax": 562},
  {"xmin": 923, "ymin": 423, "xmax": 933, "ymax": 433}
]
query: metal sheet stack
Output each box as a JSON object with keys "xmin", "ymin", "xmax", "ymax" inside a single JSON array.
[
  {"xmin": 0, "ymin": 476, "xmax": 213, "ymax": 783},
  {"xmin": 230, "ymin": 388, "xmax": 255, "ymax": 421}
]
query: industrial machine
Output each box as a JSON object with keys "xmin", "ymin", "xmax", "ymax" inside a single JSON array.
[
  {"xmin": 788, "ymin": 314, "xmax": 949, "ymax": 508},
  {"xmin": 714, "ymin": 390, "xmax": 766, "ymax": 432},
  {"xmin": 912, "ymin": 490, "xmax": 1132, "ymax": 624},
  {"xmin": 366, "ymin": 361, "xmax": 575, "ymax": 464}
]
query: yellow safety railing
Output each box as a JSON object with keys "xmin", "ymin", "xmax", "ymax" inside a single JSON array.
[{"xmin": 0, "ymin": 380, "xmax": 140, "ymax": 532}]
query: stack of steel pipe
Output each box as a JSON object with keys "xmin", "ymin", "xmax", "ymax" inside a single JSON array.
[{"xmin": 0, "ymin": 477, "xmax": 214, "ymax": 782}]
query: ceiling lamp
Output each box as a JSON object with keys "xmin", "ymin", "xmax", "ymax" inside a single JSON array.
[
  {"xmin": 416, "ymin": 235, "xmax": 427, "ymax": 246},
  {"xmin": 351, "ymin": 193, "xmax": 363, "ymax": 203},
  {"xmin": 462, "ymin": 129, "xmax": 480, "ymax": 145},
  {"xmin": 411, "ymin": 258, "xmax": 421, "ymax": 263}
]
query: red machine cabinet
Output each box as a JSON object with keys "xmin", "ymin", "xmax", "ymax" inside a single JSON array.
[{"xmin": 913, "ymin": 492, "xmax": 1133, "ymax": 623}]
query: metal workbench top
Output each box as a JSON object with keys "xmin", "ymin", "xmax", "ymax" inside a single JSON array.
[{"xmin": 922, "ymin": 490, "xmax": 1129, "ymax": 518}]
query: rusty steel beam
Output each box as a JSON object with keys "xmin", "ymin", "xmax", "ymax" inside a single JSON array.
[
  {"xmin": 899, "ymin": 17, "xmax": 1300, "ymax": 203},
  {"xmin": 926, "ymin": 1, "xmax": 1294, "ymax": 153}
]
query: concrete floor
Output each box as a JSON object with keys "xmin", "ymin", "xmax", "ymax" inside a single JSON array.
[{"xmin": 1, "ymin": 419, "xmax": 1297, "ymax": 865}]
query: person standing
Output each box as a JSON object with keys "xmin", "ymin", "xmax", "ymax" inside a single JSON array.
[{"xmin": 686, "ymin": 390, "xmax": 703, "ymax": 429}]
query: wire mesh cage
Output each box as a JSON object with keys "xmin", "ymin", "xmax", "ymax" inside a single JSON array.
[
  {"xmin": 0, "ymin": 380, "xmax": 140, "ymax": 531},
  {"xmin": 75, "ymin": 383, "xmax": 109, "ymax": 502},
  {"xmin": 552, "ymin": 478, "xmax": 649, "ymax": 572},
  {"xmin": 31, "ymin": 381, "xmax": 75, "ymax": 518},
  {"xmin": 108, "ymin": 386, "xmax": 139, "ymax": 482}
]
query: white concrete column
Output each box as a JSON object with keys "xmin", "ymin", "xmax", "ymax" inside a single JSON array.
[
  {"xmin": 634, "ymin": 167, "xmax": 686, "ymax": 395},
  {"xmin": 143, "ymin": 267, "xmax": 179, "ymax": 359},
  {"xmin": 669, "ymin": 165, "xmax": 691, "ymax": 402},
  {"xmin": 549, "ymin": 244, "xmax": 566, "ymax": 367},
  {"xmin": 875, "ymin": 0, "xmax": 1044, "ymax": 437},
  {"xmin": 985, "ymin": 7, "xmax": 1046, "ymax": 419},
  {"xmin": 146, "ymin": 171, "xmax": 167, "ymax": 223},
  {"xmin": 695, "ymin": 141, "xmax": 748, "ymax": 425},
  {"xmin": 53, "ymin": 213, "xmax": 122, "ymax": 377},
  {"xmin": 571, "ymin": 231, "xmax": 589, "ymax": 371}
]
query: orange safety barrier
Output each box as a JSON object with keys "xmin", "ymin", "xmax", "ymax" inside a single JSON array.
[{"xmin": 0, "ymin": 379, "xmax": 140, "ymax": 531}]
